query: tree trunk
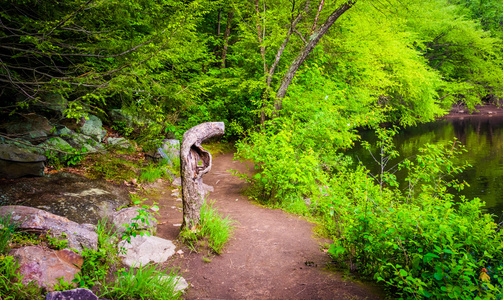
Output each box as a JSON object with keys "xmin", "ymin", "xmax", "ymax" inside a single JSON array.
[
  {"xmin": 180, "ymin": 122, "xmax": 225, "ymax": 230},
  {"xmin": 221, "ymin": 10, "xmax": 234, "ymax": 69},
  {"xmin": 274, "ymin": 0, "xmax": 356, "ymax": 112}
]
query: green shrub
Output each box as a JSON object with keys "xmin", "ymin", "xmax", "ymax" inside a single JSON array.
[
  {"xmin": 324, "ymin": 140, "xmax": 503, "ymax": 299},
  {"xmin": 180, "ymin": 200, "xmax": 234, "ymax": 254},
  {"xmin": 45, "ymin": 232, "xmax": 69, "ymax": 250},
  {"xmin": 74, "ymin": 219, "xmax": 119, "ymax": 290},
  {"xmin": 239, "ymin": 120, "xmax": 503, "ymax": 298}
]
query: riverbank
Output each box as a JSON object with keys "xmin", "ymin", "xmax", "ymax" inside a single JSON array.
[{"xmin": 444, "ymin": 103, "xmax": 503, "ymax": 118}]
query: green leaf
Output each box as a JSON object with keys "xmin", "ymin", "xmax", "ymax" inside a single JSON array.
[
  {"xmin": 434, "ymin": 272, "xmax": 443, "ymax": 281},
  {"xmin": 399, "ymin": 269, "xmax": 408, "ymax": 277}
]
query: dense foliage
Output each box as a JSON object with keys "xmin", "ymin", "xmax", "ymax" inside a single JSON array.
[
  {"xmin": 237, "ymin": 127, "xmax": 503, "ymax": 298},
  {"xmin": 1, "ymin": 0, "xmax": 502, "ymax": 138},
  {"xmin": 2, "ymin": 0, "xmax": 503, "ymax": 298}
]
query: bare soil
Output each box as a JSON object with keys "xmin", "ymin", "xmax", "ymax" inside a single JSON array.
[{"xmin": 155, "ymin": 153, "xmax": 385, "ymax": 300}]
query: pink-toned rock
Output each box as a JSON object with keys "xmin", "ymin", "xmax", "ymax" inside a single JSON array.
[
  {"xmin": 0, "ymin": 205, "xmax": 97, "ymax": 251},
  {"xmin": 10, "ymin": 246, "xmax": 83, "ymax": 291}
]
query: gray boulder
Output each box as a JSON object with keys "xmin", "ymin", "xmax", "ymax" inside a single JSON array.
[
  {"xmin": 10, "ymin": 246, "xmax": 83, "ymax": 291},
  {"xmin": 118, "ymin": 235, "xmax": 176, "ymax": 267},
  {"xmin": 65, "ymin": 132, "xmax": 105, "ymax": 153},
  {"xmin": 40, "ymin": 136, "xmax": 75, "ymax": 152},
  {"xmin": 40, "ymin": 93, "xmax": 68, "ymax": 114},
  {"xmin": 0, "ymin": 206, "xmax": 98, "ymax": 251},
  {"xmin": 159, "ymin": 139, "xmax": 180, "ymax": 165},
  {"xmin": 171, "ymin": 276, "xmax": 189, "ymax": 292},
  {"xmin": 107, "ymin": 137, "xmax": 133, "ymax": 149},
  {"xmin": 110, "ymin": 207, "xmax": 157, "ymax": 236},
  {"xmin": 55, "ymin": 126, "xmax": 73, "ymax": 137},
  {"xmin": 80, "ymin": 114, "xmax": 107, "ymax": 142},
  {"xmin": 0, "ymin": 144, "xmax": 46, "ymax": 179},
  {"xmin": 46, "ymin": 288, "xmax": 98, "ymax": 300},
  {"xmin": 3, "ymin": 114, "xmax": 54, "ymax": 142}
]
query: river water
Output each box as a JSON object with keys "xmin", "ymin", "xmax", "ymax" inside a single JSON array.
[{"xmin": 348, "ymin": 115, "xmax": 503, "ymax": 219}]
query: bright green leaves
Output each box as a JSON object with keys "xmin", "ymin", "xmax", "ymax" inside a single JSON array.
[{"xmin": 323, "ymin": 132, "xmax": 503, "ymax": 299}]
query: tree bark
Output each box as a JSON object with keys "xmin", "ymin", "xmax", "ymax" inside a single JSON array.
[
  {"xmin": 221, "ymin": 10, "xmax": 234, "ymax": 69},
  {"xmin": 180, "ymin": 122, "xmax": 225, "ymax": 230},
  {"xmin": 274, "ymin": 0, "xmax": 356, "ymax": 112}
]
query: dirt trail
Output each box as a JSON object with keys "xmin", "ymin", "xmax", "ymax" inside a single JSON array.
[{"xmin": 156, "ymin": 153, "xmax": 384, "ymax": 300}]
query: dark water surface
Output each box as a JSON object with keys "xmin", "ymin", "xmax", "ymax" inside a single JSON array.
[{"xmin": 348, "ymin": 115, "xmax": 503, "ymax": 219}]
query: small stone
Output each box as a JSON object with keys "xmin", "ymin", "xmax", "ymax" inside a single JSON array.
[
  {"xmin": 107, "ymin": 137, "xmax": 133, "ymax": 149},
  {"xmin": 173, "ymin": 223, "xmax": 182, "ymax": 227},
  {"xmin": 173, "ymin": 276, "xmax": 189, "ymax": 292},
  {"xmin": 172, "ymin": 177, "xmax": 181, "ymax": 186},
  {"xmin": 45, "ymin": 288, "xmax": 98, "ymax": 300},
  {"xmin": 118, "ymin": 235, "xmax": 176, "ymax": 267}
]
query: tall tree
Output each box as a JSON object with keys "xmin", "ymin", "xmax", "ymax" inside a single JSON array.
[{"xmin": 273, "ymin": 0, "xmax": 356, "ymax": 112}]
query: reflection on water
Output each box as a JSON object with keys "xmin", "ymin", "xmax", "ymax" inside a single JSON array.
[{"xmin": 349, "ymin": 116, "xmax": 503, "ymax": 218}]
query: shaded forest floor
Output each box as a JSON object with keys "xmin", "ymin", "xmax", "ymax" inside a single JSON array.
[{"xmin": 154, "ymin": 153, "xmax": 385, "ymax": 300}]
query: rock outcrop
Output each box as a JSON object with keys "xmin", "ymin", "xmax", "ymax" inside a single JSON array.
[
  {"xmin": 0, "ymin": 172, "xmax": 130, "ymax": 224},
  {"xmin": 3, "ymin": 114, "xmax": 54, "ymax": 142},
  {"xmin": 80, "ymin": 114, "xmax": 107, "ymax": 142},
  {"xmin": 0, "ymin": 144, "xmax": 46, "ymax": 179}
]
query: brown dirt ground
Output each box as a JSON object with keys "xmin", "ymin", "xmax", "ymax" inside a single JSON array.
[{"xmin": 154, "ymin": 153, "xmax": 386, "ymax": 300}]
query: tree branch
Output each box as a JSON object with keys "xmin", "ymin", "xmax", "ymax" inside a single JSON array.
[{"xmin": 274, "ymin": 0, "xmax": 357, "ymax": 112}]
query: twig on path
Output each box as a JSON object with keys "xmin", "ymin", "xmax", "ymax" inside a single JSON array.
[{"xmin": 296, "ymin": 286, "xmax": 307, "ymax": 296}]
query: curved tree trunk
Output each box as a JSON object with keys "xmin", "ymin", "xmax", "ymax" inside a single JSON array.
[
  {"xmin": 180, "ymin": 122, "xmax": 225, "ymax": 230},
  {"xmin": 274, "ymin": 0, "xmax": 356, "ymax": 112}
]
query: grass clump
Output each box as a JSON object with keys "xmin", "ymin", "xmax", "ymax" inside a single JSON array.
[
  {"xmin": 103, "ymin": 265, "xmax": 183, "ymax": 300},
  {"xmin": 180, "ymin": 200, "xmax": 234, "ymax": 254},
  {"xmin": 0, "ymin": 214, "xmax": 16, "ymax": 254}
]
